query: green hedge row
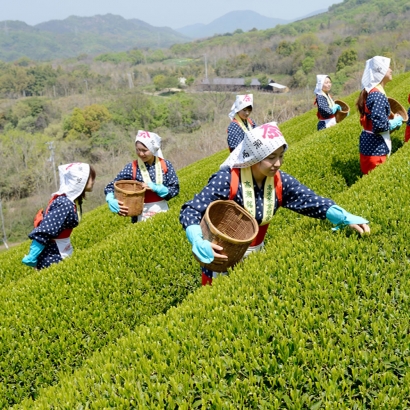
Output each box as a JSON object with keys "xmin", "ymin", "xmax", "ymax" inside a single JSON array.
[
  {"xmin": 0, "ymin": 151, "xmax": 226, "ymax": 288},
  {"xmin": 18, "ymin": 126, "xmax": 410, "ymax": 409},
  {"xmin": 4, "ymin": 70, "xmax": 408, "ymax": 278},
  {"xmin": 0, "ymin": 150, "xmax": 236, "ymax": 406},
  {"xmin": 2, "ymin": 72, "xmax": 409, "ymax": 406}
]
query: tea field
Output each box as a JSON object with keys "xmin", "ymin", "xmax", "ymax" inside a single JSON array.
[{"xmin": 2, "ymin": 72, "xmax": 410, "ymax": 409}]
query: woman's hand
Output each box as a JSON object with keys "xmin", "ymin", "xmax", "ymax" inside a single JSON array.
[
  {"xmin": 349, "ymin": 223, "xmax": 370, "ymax": 235},
  {"xmin": 117, "ymin": 201, "xmax": 129, "ymax": 217},
  {"xmin": 210, "ymin": 243, "xmax": 228, "ymax": 266}
]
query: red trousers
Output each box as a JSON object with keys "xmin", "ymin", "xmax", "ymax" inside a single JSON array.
[
  {"xmin": 360, "ymin": 153, "xmax": 387, "ymax": 175},
  {"xmin": 405, "ymin": 125, "xmax": 410, "ymax": 143},
  {"xmin": 202, "ymin": 273, "xmax": 213, "ymax": 286}
]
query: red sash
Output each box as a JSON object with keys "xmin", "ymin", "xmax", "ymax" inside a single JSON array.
[
  {"xmin": 229, "ymin": 169, "xmax": 282, "ymax": 246},
  {"xmin": 132, "ymin": 159, "xmax": 168, "ymax": 203}
]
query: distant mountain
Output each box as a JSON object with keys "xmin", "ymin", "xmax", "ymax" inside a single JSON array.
[
  {"xmin": 175, "ymin": 9, "xmax": 329, "ymax": 39},
  {"xmin": 294, "ymin": 8, "xmax": 328, "ymax": 21},
  {"xmin": 0, "ymin": 14, "xmax": 190, "ymax": 62},
  {"xmin": 176, "ymin": 10, "xmax": 290, "ymax": 38}
]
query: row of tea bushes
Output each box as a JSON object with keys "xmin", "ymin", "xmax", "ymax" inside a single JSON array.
[
  {"xmin": 3, "ymin": 72, "xmax": 410, "ymax": 406},
  {"xmin": 5, "ymin": 69, "xmax": 408, "ymax": 283},
  {"xmin": 19, "ymin": 130, "xmax": 410, "ymax": 409},
  {"xmin": 0, "ymin": 210, "xmax": 200, "ymax": 407},
  {"xmin": 0, "ymin": 150, "xmax": 239, "ymax": 406},
  {"xmin": 0, "ymin": 151, "xmax": 227, "ymax": 288}
]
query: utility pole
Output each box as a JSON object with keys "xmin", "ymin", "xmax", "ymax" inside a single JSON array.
[
  {"xmin": 46, "ymin": 142, "xmax": 58, "ymax": 190},
  {"xmin": 204, "ymin": 54, "xmax": 208, "ymax": 80},
  {"xmin": 127, "ymin": 73, "xmax": 134, "ymax": 89},
  {"xmin": 0, "ymin": 199, "xmax": 8, "ymax": 249}
]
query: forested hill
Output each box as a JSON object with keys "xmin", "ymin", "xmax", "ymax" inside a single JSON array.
[
  {"xmin": 169, "ymin": 0, "xmax": 410, "ymax": 92},
  {"xmin": 0, "ymin": 14, "xmax": 189, "ymax": 62}
]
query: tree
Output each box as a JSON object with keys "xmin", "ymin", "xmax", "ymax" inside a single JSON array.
[
  {"xmin": 64, "ymin": 104, "xmax": 111, "ymax": 139},
  {"xmin": 302, "ymin": 57, "xmax": 316, "ymax": 74},
  {"xmin": 152, "ymin": 75, "xmax": 178, "ymax": 91},
  {"xmin": 336, "ymin": 49, "xmax": 358, "ymax": 71}
]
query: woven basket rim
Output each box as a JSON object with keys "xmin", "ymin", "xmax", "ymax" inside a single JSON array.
[
  {"xmin": 388, "ymin": 97, "xmax": 409, "ymax": 122},
  {"xmin": 114, "ymin": 180, "xmax": 146, "ymax": 195},
  {"xmin": 334, "ymin": 99, "xmax": 350, "ymax": 113},
  {"xmin": 204, "ymin": 200, "xmax": 259, "ymax": 244}
]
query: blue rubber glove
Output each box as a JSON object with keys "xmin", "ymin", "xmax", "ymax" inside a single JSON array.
[
  {"xmin": 331, "ymin": 104, "xmax": 341, "ymax": 114},
  {"xmin": 22, "ymin": 240, "xmax": 45, "ymax": 267},
  {"xmin": 186, "ymin": 224, "xmax": 214, "ymax": 263},
  {"xmin": 326, "ymin": 205, "xmax": 369, "ymax": 231},
  {"xmin": 389, "ymin": 116, "xmax": 403, "ymax": 131},
  {"xmin": 147, "ymin": 182, "xmax": 169, "ymax": 198},
  {"xmin": 106, "ymin": 192, "xmax": 120, "ymax": 214}
]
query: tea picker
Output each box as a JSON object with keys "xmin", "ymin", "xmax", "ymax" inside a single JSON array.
[
  {"xmin": 356, "ymin": 56, "xmax": 403, "ymax": 174},
  {"xmin": 227, "ymin": 94, "xmax": 257, "ymax": 152},
  {"xmin": 314, "ymin": 74, "xmax": 341, "ymax": 131},
  {"xmin": 22, "ymin": 163, "xmax": 96, "ymax": 269},
  {"xmin": 104, "ymin": 131, "xmax": 179, "ymax": 222},
  {"xmin": 180, "ymin": 122, "xmax": 370, "ymax": 286}
]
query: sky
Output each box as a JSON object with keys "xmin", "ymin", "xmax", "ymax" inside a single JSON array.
[{"xmin": 1, "ymin": 0, "xmax": 344, "ymax": 29}]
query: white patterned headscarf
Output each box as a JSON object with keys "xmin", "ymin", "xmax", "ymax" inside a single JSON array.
[
  {"xmin": 361, "ymin": 56, "xmax": 391, "ymax": 92},
  {"xmin": 135, "ymin": 130, "xmax": 164, "ymax": 158},
  {"xmin": 314, "ymin": 75, "xmax": 330, "ymax": 96},
  {"xmin": 53, "ymin": 163, "xmax": 90, "ymax": 202},
  {"xmin": 220, "ymin": 122, "xmax": 288, "ymax": 169},
  {"xmin": 228, "ymin": 94, "xmax": 254, "ymax": 120}
]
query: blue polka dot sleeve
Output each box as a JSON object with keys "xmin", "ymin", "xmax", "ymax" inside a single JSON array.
[
  {"xmin": 227, "ymin": 118, "xmax": 257, "ymax": 151},
  {"xmin": 104, "ymin": 159, "xmax": 180, "ymax": 201},
  {"xmin": 179, "ymin": 169, "xmax": 336, "ymax": 229},
  {"xmin": 280, "ymin": 173, "xmax": 335, "ymax": 218}
]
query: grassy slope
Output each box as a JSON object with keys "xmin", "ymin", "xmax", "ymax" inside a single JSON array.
[
  {"xmin": 1, "ymin": 71, "xmax": 409, "ymax": 406},
  {"xmin": 18, "ymin": 101, "xmax": 410, "ymax": 409}
]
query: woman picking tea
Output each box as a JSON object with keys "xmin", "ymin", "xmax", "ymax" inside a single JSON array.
[
  {"xmin": 314, "ymin": 75, "xmax": 341, "ymax": 131},
  {"xmin": 105, "ymin": 130, "xmax": 179, "ymax": 222},
  {"xmin": 227, "ymin": 94, "xmax": 257, "ymax": 152},
  {"xmin": 356, "ymin": 56, "xmax": 403, "ymax": 174},
  {"xmin": 22, "ymin": 163, "xmax": 96, "ymax": 269},
  {"xmin": 180, "ymin": 122, "xmax": 370, "ymax": 286}
]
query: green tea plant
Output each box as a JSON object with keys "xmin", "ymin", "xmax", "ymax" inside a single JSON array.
[
  {"xmin": 18, "ymin": 141, "xmax": 410, "ymax": 409},
  {"xmin": 2, "ymin": 72, "xmax": 410, "ymax": 407}
]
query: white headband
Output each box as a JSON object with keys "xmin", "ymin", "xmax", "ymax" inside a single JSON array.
[
  {"xmin": 220, "ymin": 122, "xmax": 288, "ymax": 169},
  {"xmin": 361, "ymin": 56, "xmax": 390, "ymax": 92},
  {"xmin": 314, "ymin": 74, "xmax": 330, "ymax": 96},
  {"xmin": 228, "ymin": 94, "xmax": 253, "ymax": 120},
  {"xmin": 135, "ymin": 130, "xmax": 164, "ymax": 158},
  {"xmin": 53, "ymin": 163, "xmax": 90, "ymax": 202}
]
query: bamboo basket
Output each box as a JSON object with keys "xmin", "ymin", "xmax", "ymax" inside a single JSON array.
[
  {"xmin": 388, "ymin": 98, "xmax": 408, "ymax": 134},
  {"xmin": 334, "ymin": 99, "xmax": 350, "ymax": 123},
  {"xmin": 197, "ymin": 200, "xmax": 259, "ymax": 272},
  {"xmin": 114, "ymin": 180, "xmax": 146, "ymax": 217}
]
